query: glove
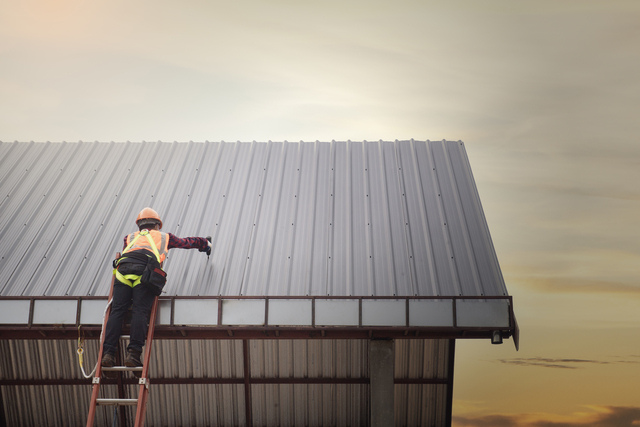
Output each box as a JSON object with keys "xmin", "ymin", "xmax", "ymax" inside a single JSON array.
[{"xmin": 198, "ymin": 237, "xmax": 212, "ymax": 254}]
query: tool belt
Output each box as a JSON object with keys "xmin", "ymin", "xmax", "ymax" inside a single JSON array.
[{"xmin": 113, "ymin": 249, "xmax": 166, "ymax": 295}]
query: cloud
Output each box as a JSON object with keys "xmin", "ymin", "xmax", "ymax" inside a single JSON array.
[
  {"xmin": 497, "ymin": 357, "xmax": 608, "ymax": 370},
  {"xmin": 454, "ymin": 414, "xmax": 519, "ymax": 427},
  {"xmin": 453, "ymin": 406, "xmax": 640, "ymax": 427},
  {"xmin": 520, "ymin": 277, "xmax": 640, "ymax": 296},
  {"xmin": 497, "ymin": 356, "xmax": 640, "ymax": 370}
]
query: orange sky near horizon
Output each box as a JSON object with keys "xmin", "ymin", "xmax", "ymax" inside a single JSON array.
[{"xmin": 1, "ymin": 1, "xmax": 639, "ymax": 425}]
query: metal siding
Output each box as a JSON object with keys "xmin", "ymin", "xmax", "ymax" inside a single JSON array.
[
  {"xmin": 1, "ymin": 339, "xmax": 95, "ymax": 426},
  {"xmin": 145, "ymin": 384, "xmax": 246, "ymax": 427},
  {"xmin": 249, "ymin": 340, "xmax": 368, "ymax": 379},
  {"xmin": 398, "ymin": 339, "xmax": 451, "ymax": 381},
  {"xmin": 395, "ymin": 339, "xmax": 451, "ymax": 426},
  {"xmin": 1, "ymin": 338, "xmax": 452, "ymax": 426},
  {"xmin": 395, "ymin": 384, "xmax": 449, "ymax": 426},
  {"xmin": 248, "ymin": 340, "xmax": 370, "ymax": 426},
  {"xmin": 251, "ymin": 384, "xmax": 369, "ymax": 427},
  {"xmin": 1, "ymin": 384, "xmax": 91, "ymax": 426}
]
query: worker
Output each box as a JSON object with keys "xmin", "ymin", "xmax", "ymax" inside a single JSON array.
[{"xmin": 101, "ymin": 207, "xmax": 211, "ymax": 377}]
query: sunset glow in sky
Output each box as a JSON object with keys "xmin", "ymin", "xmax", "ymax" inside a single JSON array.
[{"xmin": 2, "ymin": 1, "xmax": 639, "ymax": 425}]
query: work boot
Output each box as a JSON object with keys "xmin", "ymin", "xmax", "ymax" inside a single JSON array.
[
  {"xmin": 124, "ymin": 349, "xmax": 143, "ymax": 378},
  {"xmin": 101, "ymin": 352, "xmax": 116, "ymax": 379}
]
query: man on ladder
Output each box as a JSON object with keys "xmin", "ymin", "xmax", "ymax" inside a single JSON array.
[{"xmin": 101, "ymin": 207, "xmax": 211, "ymax": 376}]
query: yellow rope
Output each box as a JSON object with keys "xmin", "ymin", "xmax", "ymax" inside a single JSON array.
[
  {"xmin": 77, "ymin": 325, "xmax": 95, "ymax": 378},
  {"xmin": 76, "ymin": 298, "xmax": 112, "ymax": 379},
  {"xmin": 77, "ymin": 326, "xmax": 85, "ymax": 368}
]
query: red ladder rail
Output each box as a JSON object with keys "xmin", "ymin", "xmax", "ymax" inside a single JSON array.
[
  {"xmin": 133, "ymin": 295, "xmax": 159, "ymax": 426},
  {"xmin": 86, "ymin": 264, "xmax": 117, "ymax": 427},
  {"xmin": 86, "ymin": 253, "xmax": 160, "ymax": 427}
]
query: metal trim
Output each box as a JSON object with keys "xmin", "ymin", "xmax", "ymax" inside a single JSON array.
[{"xmin": 0, "ymin": 295, "xmax": 516, "ymax": 343}]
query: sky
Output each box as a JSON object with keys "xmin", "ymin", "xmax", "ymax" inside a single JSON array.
[{"xmin": 1, "ymin": 1, "xmax": 639, "ymax": 425}]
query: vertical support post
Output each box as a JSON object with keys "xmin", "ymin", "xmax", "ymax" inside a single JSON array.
[
  {"xmin": 243, "ymin": 340, "xmax": 253, "ymax": 427},
  {"xmin": 445, "ymin": 339, "xmax": 456, "ymax": 426},
  {"xmin": 369, "ymin": 339, "xmax": 394, "ymax": 427}
]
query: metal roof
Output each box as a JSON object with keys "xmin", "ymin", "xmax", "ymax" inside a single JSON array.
[
  {"xmin": 0, "ymin": 140, "xmax": 514, "ymax": 426},
  {"xmin": 0, "ymin": 140, "xmax": 506, "ymax": 298}
]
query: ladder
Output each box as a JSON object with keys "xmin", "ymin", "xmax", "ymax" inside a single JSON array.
[{"xmin": 86, "ymin": 260, "xmax": 160, "ymax": 427}]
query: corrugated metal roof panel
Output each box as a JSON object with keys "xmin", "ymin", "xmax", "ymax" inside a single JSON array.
[{"xmin": 0, "ymin": 140, "xmax": 506, "ymax": 299}]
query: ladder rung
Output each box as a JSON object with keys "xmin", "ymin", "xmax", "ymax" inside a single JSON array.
[
  {"xmin": 120, "ymin": 335, "xmax": 130, "ymax": 340},
  {"xmin": 96, "ymin": 398, "xmax": 138, "ymax": 406},
  {"xmin": 102, "ymin": 366, "xmax": 143, "ymax": 372}
]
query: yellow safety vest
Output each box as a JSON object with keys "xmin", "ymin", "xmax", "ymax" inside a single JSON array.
[{"xmin": 114, "ymin": 230, "xmax": 167, "ymax": 287}]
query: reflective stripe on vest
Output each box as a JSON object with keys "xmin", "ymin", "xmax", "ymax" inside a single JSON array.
[{"xmin": 124, "ymin": 229, "xmax": 168, "ymax": 263}]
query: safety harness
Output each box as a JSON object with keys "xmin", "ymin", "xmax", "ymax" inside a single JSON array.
[{"xmin": 113, "ymin": 230, "xmax": 162, "ymax": 287}]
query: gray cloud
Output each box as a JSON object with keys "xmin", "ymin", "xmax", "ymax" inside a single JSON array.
[
  {"xmin": 518, "ymin": 277, "xmax": 640, "ymax": 296},
  {"xmin": 498, "ymin": 355, "xmax": 640, "ymax": 369},
  {"xmin": 453, "ymin": 406, "xmax": 640, "ymax": 427},
  {"xmin": 497, "ymin": 357, "xmax": 609, "ymax": 369},
  {"xmin": 454, "ymin": 414, "xmax": 519, "ymax": 427}
]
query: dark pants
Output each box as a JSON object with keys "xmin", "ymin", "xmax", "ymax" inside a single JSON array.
[{"xmin": 103, "ymin": 280, "xmax": 156, "ymax": 355}]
